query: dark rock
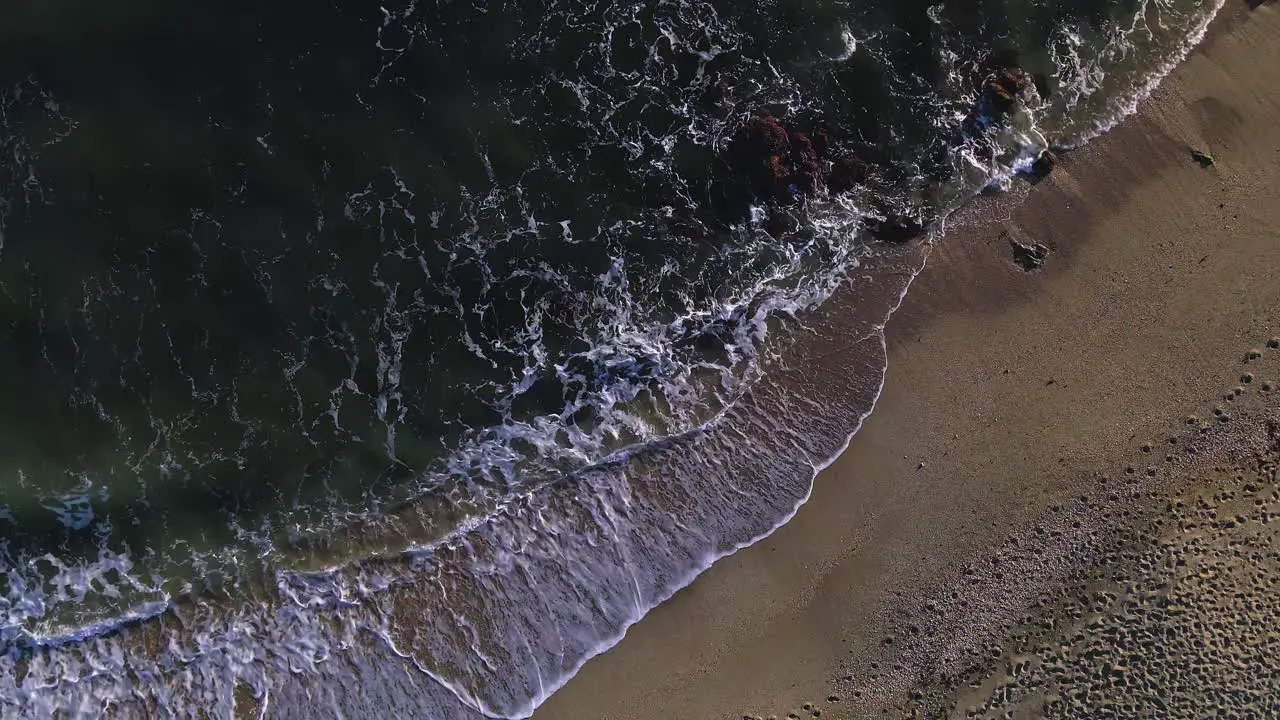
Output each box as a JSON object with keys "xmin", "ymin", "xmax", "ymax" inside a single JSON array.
[
  {"xmin": 698, "ymin": 77, "xmax": 739, "ymax": 119},
  {"xmin": 1190, "ymin": 148, "xmax": 1215, "ymax": 168},
  {"xmin": 728, "ymin": 115, "xmax": 870, "ymax": 203},
  {"xmin": 983, "ymin": 68, "xmax": 1032, "ymax": 115},
  {"xmin": 1027, "ymin": 150, "xmax": 1056, "ymax": 182},
  {"xmin": 866, "ymin": 213, "xmax": 925, "ymax": 244},
  {"xmin": 700, "ymin": 78, "xmax": 735, "ymax": 111},
  {"xmin": 1010, "ymin": 236, "xmax": 1050, "ymax": 270},
  {"xmin": 722, "ymin": 114, "xmax": 882, "ymax": 225},
  {"xmin": 826, "ymin": 155, "xmax": 868, "ymax": 194},
  {"xmin": 712, "ymin": 79, "xmax": 733, "ymax": 104}
]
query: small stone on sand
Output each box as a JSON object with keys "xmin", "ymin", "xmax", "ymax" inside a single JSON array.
[{"xmin": 1190, "ymin": 148, "xmax": 1215, "ymax": 167}]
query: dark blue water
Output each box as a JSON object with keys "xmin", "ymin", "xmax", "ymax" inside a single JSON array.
[{"xmin": 0, "ymin": 0, "xmax": 1219, "ymax": 716}]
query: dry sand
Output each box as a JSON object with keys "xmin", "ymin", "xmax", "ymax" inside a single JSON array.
[
  {"xmin": 534, "ymin": 4, "xmax": 1280, "ymax": 719},
  {"xmin": 935, "ymin": 404, "xmax": 1280, "ymax": 719}
]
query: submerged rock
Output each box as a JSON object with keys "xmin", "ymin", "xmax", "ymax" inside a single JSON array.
[
  {"xmin": 826, "ymin": 155, "xmax": 869, "ymax": 195},
  {"xmin": 711, "ymin": 79, "xmax": 734, "ymax": 104},
  {"xmin": 866, "ymin": 213, "xmax": 926, "ymax": 244}
]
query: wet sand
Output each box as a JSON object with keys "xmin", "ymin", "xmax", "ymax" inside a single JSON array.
[{"xmin": 534, "ymin": 3, "xmax": 1280, "ymax": 718}]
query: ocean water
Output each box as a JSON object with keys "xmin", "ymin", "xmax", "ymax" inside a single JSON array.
[{"xmin": 0, "ymin": 0, "xmax": 1220, "ymax": 716}]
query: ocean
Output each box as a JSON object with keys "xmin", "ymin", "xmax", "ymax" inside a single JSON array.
[{"xmin": 0, "ymin": 0, "xmax": 1221, "ymax": 716}]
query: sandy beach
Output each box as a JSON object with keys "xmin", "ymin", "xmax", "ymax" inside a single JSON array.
[{"xmin": 534, "ymin": 3, "xmax": 1280, "ymax": 718}]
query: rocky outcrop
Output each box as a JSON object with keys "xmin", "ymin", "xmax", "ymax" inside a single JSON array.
[
  {"xmin": 727, "ymin": 115, "xmax": 868, "ymax": 202},
  {"xmin": 982, "ymin": 68, "xmax": 1033, "ymax": 116},
  {"xmin": 722, "ymin": 115, "xmax": 928, "ymax": 243}
]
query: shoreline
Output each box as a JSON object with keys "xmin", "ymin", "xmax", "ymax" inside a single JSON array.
[{"xmin": 534, "ymin": 4, "xmax": 1280, "ymax": 718}]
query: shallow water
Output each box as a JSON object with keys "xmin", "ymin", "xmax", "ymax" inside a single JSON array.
[{"xmin": 0, "ymin": 0, "xmax": 1220, "ymax": 715}]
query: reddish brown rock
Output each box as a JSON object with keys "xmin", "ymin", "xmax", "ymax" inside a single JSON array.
[
  {"xmin": 769, "ymin": 153, "xmax": 789, "ymax": 185},
  {"xmin": 788, "ymin": 131, "xmax": 823, "ymax": 194},
  {"xmin": 728, "ymin": 115, "xmax": 868, "ymax": 202},
  {"xmin": 729, "ymin": 116, "xmax": 795, "ymax": 198},
  {"xmin": 983, "ymin": 68, "xmax": 1032, "ymax": 115}
]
